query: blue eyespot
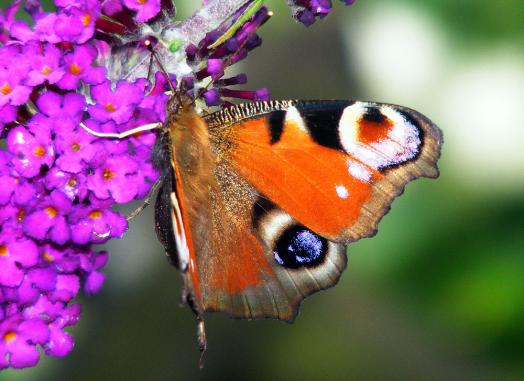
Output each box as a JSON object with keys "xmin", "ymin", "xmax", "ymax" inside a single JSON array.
[{"xmin": 273, "ymin": 225, "xmax": 327, "ymax": 268}]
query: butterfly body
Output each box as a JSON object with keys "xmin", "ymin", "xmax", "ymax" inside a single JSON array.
[{"xmin": 153, "ymin": 99, "xmax": 442, "ymax": 352}]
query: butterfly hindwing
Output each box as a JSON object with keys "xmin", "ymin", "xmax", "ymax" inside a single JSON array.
[{"xmin": 198, "ymin": 160, "xmax": 347, "ymax": 321}]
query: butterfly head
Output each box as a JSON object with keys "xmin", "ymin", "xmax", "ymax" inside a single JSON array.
[{"xmin": 166, "ymin": 90, "xmax": 194, "ymax": 120}]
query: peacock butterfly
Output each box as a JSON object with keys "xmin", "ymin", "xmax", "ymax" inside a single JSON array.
[{"xmin": 151, "ymin": 95, "xmax": 442, "ymax": 357}]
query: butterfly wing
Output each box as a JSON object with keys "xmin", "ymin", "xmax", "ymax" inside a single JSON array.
[
  {"xmin": 158, "ymin": 100, "xmax": 441, "ymax": 323},
  {"xmin": 197, "ymin": 100, "xmax": 441, "ymax": 320},
  {"xmin": 207, "ymin": 100, "xmax": 441, "ymax": 242}
]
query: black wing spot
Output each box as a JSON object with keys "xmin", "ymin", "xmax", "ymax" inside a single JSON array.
[
  {"xmin": 296, "ymin": 101, "xmax": 354, "ymax": 151},
  {"xmin": 252, "ymin": 196, "xmax": 276, "ymax": 228},
  {"xmin": 268, "ymin": 110, "xmax": 286, "ymax": 144},
  {"xmin": 273, "ymin": 225, "xmax": 327, "ymax": 269},
  {"xmin": 362, "ymin": 106, "xmax": 386, "ymax": 123}
]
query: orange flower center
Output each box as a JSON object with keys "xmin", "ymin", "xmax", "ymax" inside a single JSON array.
[
  {"xmin": 71, "ymin": 141, "xmax": 81, "ymax": 152},
  {"xmin": 33, "ymin": 146, "xmax": 46, "ymax": 158},
  {"xmin": 67, "ymin": 178, "xmax": 78, "ymax": 187},
  {"xmin": 88, "ymin": 210, "xmax": 103, "ymax": 219},
  {"xmin": 69, "ymin": 63, "xmax": 82, "ymax": 75},
  {"xmin": 104, "ymin": 103, "xmax": 117, "ymax": 112},
  {"xmin": 41, "ymin": 65, "xmax": 53, "ymax": 75},
  {"xmin": 1, "ymin": 82, "xmax": 12, "ymax": 95},
  {"xmin": 102, "ymin": 168, "xmax": 115, "ymax": 181},
  {"xmin": 0, "ymin": 245, "xmax": 8, "ymax": 257},
  {"xmin": 81, "ymin": 14, "xmax": 91, "ymax": 26},
  {"xmin": 17, "ymin": 209, "xmax": 25, "ymax": 223},
  {"xmin": 137, "ymin": 0, "xmax": 147, "ymax": 4},
  {"xmin": 3, "ymin": 331, "xmax": 17, "ymax": 343},
  {"xmin": 43, "ymin": 251, "xmax": 54, "ymax": 262},
  {"xmin": 45, "ymin": 206, "xmax": 58, "ymax": 218}
]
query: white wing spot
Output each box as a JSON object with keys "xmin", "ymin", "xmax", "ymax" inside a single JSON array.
[
  {"xmin": 285, "ymin": 106, "xmax": 308, "ymax": 132},
  {"xmin": 347, "ymin": 159, "xmax": 372, "ymax": 182},
  {"xmin": 335, "ymin": 184, "xmax": 350, "ymax": 199}
]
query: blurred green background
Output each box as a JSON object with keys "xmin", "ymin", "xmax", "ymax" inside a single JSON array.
[{"xmin": 1, "ymin": 0, "xmax": 523, "ymax": 380}]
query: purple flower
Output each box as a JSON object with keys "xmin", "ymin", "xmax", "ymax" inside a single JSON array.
[
  {"xmin": 70, "ymin": 204, "xmax": 127, "ymax": 245},
  {"xmin": 123, "ymin": 0, "xmax": 161, "ymax": 22},
  {"xmin": 7, "ymin": 126, "xmax": 55, "ymax": 178},
  {"xmin": 0, "ymin": 66, "xmax": 32, "ymax": 107},
  {"xmin": 87, "ymin": 154, "xmax": 139, "ymax": 202},
  {"xmin": 0, "ymin": 174, "xmax": 17, "ymax": 205},
  {"xmin": 45, "ymin": 168, "xmax": 90, "ymax": 201},
  {"xmin": 50, "ymin": 275, "xmax": 80, "ymax": 303},
  {"xmin": 38, "ymin": 244, "xmax": 80, "ymax": 274},
  {"xmin": 80, "ymin": 250, "xmax": 108, "ymax": 294},
  {"xmin": 3, "ymin": 268, "xmax": 56, "ymax": 308},
  {"xmin": 32, "ymin": 13, "xmax": 61, "ymax": 43},
  {"xmin": 34, "ymin": 91, "xmax": 86, "ymax": 123},
  {"xmin": 54, "ymin": 1, "xmax": 100, "ymax": 43},
  {"xmin": 0, "ymin": 0, "xmax": 20, "ymax": 43},
  {"xmin": 57, "ymin": 44, "xmax": 105, "ymax": 90},
  {"xmin": 0, "ymin": 104, "xmax": 17, "ymax": 135},
  {"xmin": 22, "ymin": 190, "xmax": 72, "ymax": 245},
  {"xmin": 55, "ymin": 120, "xmax": 100, "ymax": 173},
  {"xmin": 45, "ymin": 304, "xmax": 79, "ymax": 357},
  {"xmin": 288, "ymin": 0, "xmax": 355, "ymax": 26},
  {"xmin": 88, "ymin": 80, "xmax": 143, "ymax": 123},
  {"xmin": 25, "ymin": 42, "xmax": 65, "ymax": 86},
  {"xmin": 0, "ymin": 234, "xmax": 39, "ymax": 288},
  {"xmin": 22, "ymin": 296, "xmax": 81, "ymax": 357},
  {"xmin": 27, "ymin": 91, "xmax": 86, "ymax": 143},
  {"xmin": 101, "ymin": 0, "xmax": 124, "ymax": 15},
  {"xmin": 0, "ymin": 316, "xmax": 49, "ymax": 369}
]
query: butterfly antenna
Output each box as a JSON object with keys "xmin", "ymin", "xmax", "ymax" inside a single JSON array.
[
  {"xmin": 144, "ymin": 39, "xmax": 177, "ymax": 95},
  {"xmin": 126, "ymin": 177, "xmax": 163, "ymax": 221},
  {"xmin": 145, "ymin": 50, "xmax": 155, "ymax": 92}
]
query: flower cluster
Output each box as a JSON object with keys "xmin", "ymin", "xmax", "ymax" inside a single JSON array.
[
  {"xmin": 288, "ymin": 0, "xmax": 356, "ymax": 26},
  {"xmin": 0, "ymin": 0, "xmax": 353, "ymax": 370}
]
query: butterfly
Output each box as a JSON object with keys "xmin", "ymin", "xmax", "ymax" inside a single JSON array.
[{"xmin": 151, "ymin": 97, "xmax": 442, "ymax": 355}]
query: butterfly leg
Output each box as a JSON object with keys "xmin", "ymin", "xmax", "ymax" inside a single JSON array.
[
  {"xmin": 126, "ymin": 177, "xmax": 163, "ymax": 221},
  {"xmin": 197, "ymin": 316, "xmax": 207, "ymax": 368},
  {"xmin": 181, "ymin": 279, "xmax": 207, "ymax": 367}
]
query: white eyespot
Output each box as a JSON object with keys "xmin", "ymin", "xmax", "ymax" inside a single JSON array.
[
  {"xmin": 258, "ymin": 210, "xmax": 294, "ymax": 247},
  {"xmin": 339, "ymin": 102, "xmax": 421, "ymax": 169},
  {"xmin": 335, "ymin": 184, "xmax": 350, "ymax": 199}
]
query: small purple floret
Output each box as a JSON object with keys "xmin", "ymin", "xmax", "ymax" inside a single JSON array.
[{"xmin": 123, "ymin": 0, "xmax": 161, "ymax": 22}]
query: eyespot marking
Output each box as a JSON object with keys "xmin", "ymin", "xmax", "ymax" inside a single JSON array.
[
  {"xmin": 339, "ymin": 102, "xmax": 422, "ymax": 170},
  {"xmin": 273, "ymin": 225, "xmax": 327, "ymax": 269},
  {"xmin": 357, "ymin": 106, "xmax": 394, "ymax": 144}
]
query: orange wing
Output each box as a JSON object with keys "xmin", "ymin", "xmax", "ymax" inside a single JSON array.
[{"xmin": 207, "ymin": 100, "xmax": 441, "ymax": 243}]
